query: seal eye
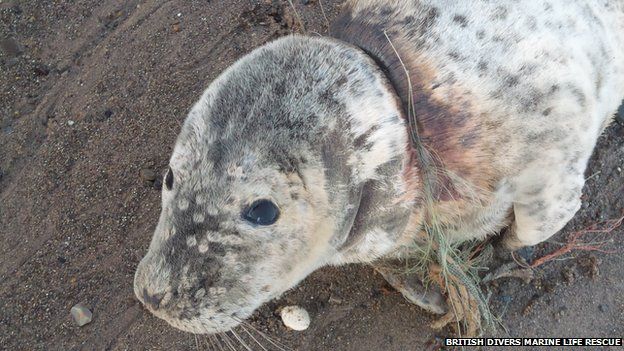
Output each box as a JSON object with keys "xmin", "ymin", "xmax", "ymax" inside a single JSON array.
[
  {"xmin": 165, "ymin": 167, "xmax": 174, "ymax": 190},
  {"xmin": 243, "ymin": 200, "xmax": 279, "ymax": 225}
]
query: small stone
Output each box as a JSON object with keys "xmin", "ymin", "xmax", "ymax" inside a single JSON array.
[
  {"xmin": 94, "ymin": 109, "xmax": 113, "ymax": 122},
  {"xmin": 598, "ymin": 304, "xmax": 608, "ymax": 313},
  {"xmin": 516, "ymin": 246, "xmax": 534, "ymax": 263},
  {"xmin": 522, "ymin": 294, "xmax": 540, "ymax": 316},
  {"xmin": 544, "ymin": 281, "xmax": 557, "ymax": 293},
  {"xmin": 140, "ymin": 169, "xmax": 157, "ymax": 182},
  {"xmin": 1, "ymin": 37, "xmax": 23, "ymax": 57},
  {"xmin": 67, "ymin": 120, "xmax": 75, "ymax": 126},
  {"xmin": 578, "ymin": 255, "xmax": 600, "ymax": 279},
  {"xmin": 280, "ymin": 305, "xmax": 310, "ymax": 331},
  {"xmin": 328, "ymin": 295, "xmax": 343, "ymax": 304},
  {"xmin": 71, "ymin": 303, "xmax": 93, "ymax": 326},
  {"xmin": 562, "ymin": 266, "xmax": 576, "ymax": 285},
  {"xmin": 33, "ymin": 63, "xmax": 50, "ymax": 76},
  {"xmin": 555, "ymin": 305, "xmax": 567, "ymax": 318},
  {"xmin": 5, "ymin": 57, "xmax": 18, "ymax": 68},
  {"xmin": 153, "ymin": 178, "xmax": 163, "ymax": 191},
  {"xmin": 499, "ymin": 295, "xmax": 512, "ymax": 304}
]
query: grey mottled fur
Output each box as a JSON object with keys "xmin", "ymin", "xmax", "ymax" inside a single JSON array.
[{"xmin": 134, "ymin": 0, "xmax": 624, "ymax": 334}]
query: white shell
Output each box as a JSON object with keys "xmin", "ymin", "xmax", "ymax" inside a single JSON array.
[{"xmin": 280, "ymin": 305, "xmax": 310, "ymax": 331}]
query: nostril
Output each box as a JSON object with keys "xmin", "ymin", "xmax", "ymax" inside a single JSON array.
[{"xmin": 142, "ymin": 288, "xmax": 164, "ymax": 310}]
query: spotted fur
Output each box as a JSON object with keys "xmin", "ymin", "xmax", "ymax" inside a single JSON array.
[{"xmin": 134, "ymin": 0, "xmax": 624, "ymax": 334}]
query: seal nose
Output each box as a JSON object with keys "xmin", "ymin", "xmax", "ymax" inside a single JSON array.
[{"xmin": 142, "ymin": 288, "xmax": 164, "ymax": 310}]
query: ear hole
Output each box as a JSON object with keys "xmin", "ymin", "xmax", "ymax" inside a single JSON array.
[{"xmin": 165, "ymin": 167, "xmax": 174, "ymax": 190}]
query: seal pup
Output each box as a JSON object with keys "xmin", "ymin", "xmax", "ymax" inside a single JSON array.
[{"xmin": 134, "ymin": 0, "xmax": 624, "ymax": 334}]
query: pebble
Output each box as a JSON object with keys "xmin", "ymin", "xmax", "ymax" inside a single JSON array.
[
  {"xmin": 328, "ymin": 295, "xmax": 343, "ymax": 304},
  {"xmin": 554, "ymin": 306, "xmax": 567, "ymax": 321},
  {"xmin": 67, "ymin": 120, "xmax": 75, "ymax": 126},
  {"xmin": 0, "ymin": 37, "xmax": 23, "ymax": 57},
  {"xmin": 153, "ymin": 177, "xmax": 163, "ymax": 190},
  {"xmin": 562, "ymin": 267, "xmax": 576, "ymax": 285},
  {"xmin": 33, "ymin": 63, "xmax": 50, "ymax": 76},
  {"xmin": 70, "ymin": 303, "xmax": 93, "ymax": 326},
  {"xmin": 5, "ymin": 57, "xmax": 18, "ymax": 68},
  {"xmin": 140, "ymin": 168, "xmax": 157, "ymax": 182},
  {"xmin": 499, "ymin": 295, "xmax": 512, "ymax": 304},
  {"xmin": 280, "ymin": 305, "xmax": 310, "ymax": 331},
  {"xmin": 516, "ymin": 246, "xmax": 534, "ymax": 262},
  {"xmin": 598, "ymin": 304, "xmax": 608, "ymax": 313}
]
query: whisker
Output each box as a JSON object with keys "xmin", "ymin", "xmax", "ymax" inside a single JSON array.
[
  {"xmin": 205, "ymin": 335, "xmax": 214, "ymax": 351},
  {"xmin": 208, "ymin": 335, "xmax": 219, "ymax": 351},
  {"xmin": 230, "ymin": 329, "xmax": 252, "ymax": 351},
  {"xmin": 212, "ymin": 334, "xmax": 226, "ymax": 351},
  {"xmin": 286, "ymin": 0, "xmax": 306, "ymax": 33},
  {"xmin": 200, "ymin": 335, "xmax": 212, "ymax": 351},
  {"xmin": 220, "ymin": 332, "xmax": 238, "ymax": 351},
  {"xmin": 230, "ymin": 316, "xmax": 291, "ymax": 351},
  {"xmin": 318, "ymin": 0, "xmax": 330, "ymax": 31},
  {"xmin": 238, "ymin": 324, "xmax": 268, "ymax": 351}
]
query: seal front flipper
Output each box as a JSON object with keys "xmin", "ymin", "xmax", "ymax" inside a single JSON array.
[{"xmin": 373, "ymin": 261, "xmax": 447, "ymax": 315}]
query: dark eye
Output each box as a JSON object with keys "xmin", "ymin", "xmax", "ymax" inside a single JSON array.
[
  {"xmin": 165, "ymin": 167, "xmax": 174, "ymax": 190},
  {"xmin": 243, "ymin": 200, "xmax": 279, "ymax": 225}
]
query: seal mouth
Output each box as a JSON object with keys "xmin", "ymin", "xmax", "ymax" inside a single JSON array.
[
  {"xmin": 134, "ymin": 264, "xmax": 245, "ymax": 335},
  {"xmin": 157, "ymin": 315, "xmax": 240, "ymax": 335},
  {"xmin": 136, "ymin": 295, "xmax": 245, "ymax": 335}
]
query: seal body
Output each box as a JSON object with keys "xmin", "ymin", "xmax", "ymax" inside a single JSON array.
[
  {"xmin": 134, "ymin": 0, "xmax": 624, "ymax": 334},
  {"xmin": 332, "ymin": 0, "xmax": 624, "ymax": 251}
]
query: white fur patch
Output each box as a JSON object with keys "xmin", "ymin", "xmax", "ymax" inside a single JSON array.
[
  {"xmin": 193, "ymin": 213, "xmax": 205, "ymax": 223},
  {"xmin": 343, "ymin": 76, "xmax": 406, "ymax": 182},
  {"xmin": 178, "ymin": 199, "xmax": 189, "ymax": 210},
  {"xmin": 195, "ymin": 194, "xmax": 206, "ymax": 205},
  {"xmin": 220, "ymin": 235, "xmax": 243, "ymax": 246},
  {"xmin": 194, "ymin": 288, "xmax": 206, "ymax": 299},
  {"xmin": 206, "ymin": 206, "xmax": 219, "ymax": 216},
  {"xmin": 186, "ymin": 235, "xmax": 197, "ymax": 247},
  {"xmin": 208, "ymin": 286, "xmax": 227, "ymax": 296},
  {"xmin": 198, "ymin": 238, "xmax": 209, "ymax": 253}
]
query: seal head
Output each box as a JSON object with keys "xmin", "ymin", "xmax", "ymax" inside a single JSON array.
[{"xmin": 134, "ymin": 35, "xmax": 414, "ymax": 334}]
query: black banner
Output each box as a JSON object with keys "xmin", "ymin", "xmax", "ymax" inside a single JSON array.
[{"xmin": 444, "ymin": 338, "xmax": 623, "ymax": 347}]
